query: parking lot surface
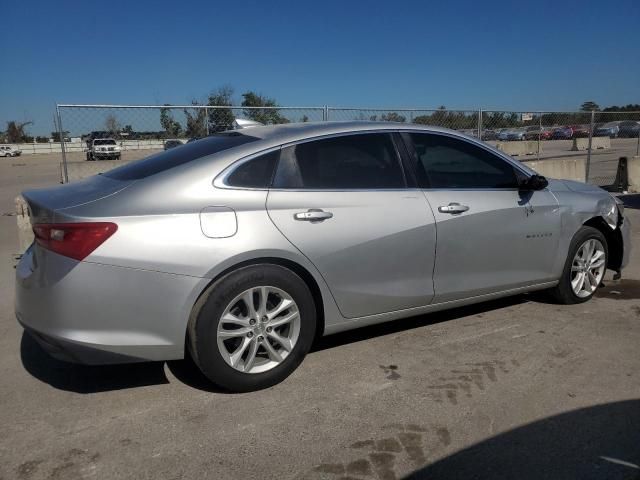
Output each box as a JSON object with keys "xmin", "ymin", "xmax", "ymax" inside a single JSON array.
[{"xmin": 0, "ymin": 155, "xmax": 639, "ymax": 479}]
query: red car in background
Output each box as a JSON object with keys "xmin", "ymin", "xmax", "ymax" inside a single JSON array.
[{"xmin": 568, "ymin": 125, "xmax": 590, "ymax": 138}]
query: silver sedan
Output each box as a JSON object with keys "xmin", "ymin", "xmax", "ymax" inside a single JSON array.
[{"xmin": 15, "ymin": 122, "xmax": 631, "ymax": 391}]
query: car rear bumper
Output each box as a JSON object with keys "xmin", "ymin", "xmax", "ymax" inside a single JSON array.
[{"xmin": 15, "ymin": 245, "xmax": 207, "ymax": 365}]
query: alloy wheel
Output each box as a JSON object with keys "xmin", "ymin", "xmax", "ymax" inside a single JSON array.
[
  {"xmin": 571, "ymin": 239, "xmax": 606, "ymax": 298},
  {"xmin": 216, "ymin": 286, "xmax": 301, "ymax": 374}
]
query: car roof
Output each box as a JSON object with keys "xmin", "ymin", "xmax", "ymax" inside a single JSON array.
[{"xmin": 235, "ymin": 121, "xmax": 469, "ymax": 145}]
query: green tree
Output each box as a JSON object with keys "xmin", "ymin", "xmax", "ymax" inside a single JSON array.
[
  {"xmin": 183, "ymin": 101, "xmax": 207, "ymax": 138},
  {"xmin": 160, "ymin": 105, "xmax": 183, "ymax": 137},
  {"xmin": 105, "ymin": 115, "xmax": 120, "ymax": 135},
  {"xmin": 580, "ymin": 101, "xmax": 600, "ymax": 111},
  {"xmin": 208, "ymin": 86, "xmax": 236, "ymax": 132},
  {"xmin": 6, "ymin": 121, "xmax": 32, "ymax": 143},
  {"xmin": 241, "ymin": 91, "xmax": 289, "ymax": 124},
  {"xmin": 380, "ymin": 112, "xmax": 406, "ymax": 123},
  {"xmin": 51, "ymin": 130, "xmax": 70, "ymax": 142}
]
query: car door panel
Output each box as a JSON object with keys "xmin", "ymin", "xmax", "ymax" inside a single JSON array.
[
  {"xmin": 266, "ymin": 132, "xmax": 437, "ymax": 319},
  {"xmin": 424, "ymin": 189, "xmax": 560, "ymax": 303},
  {"xmin": 401, "ymin": 131, "xmax": 561, "ymax": 303},
  {"xmin": 267, "ymin": 191, "xmax": 436, "ymax": 318}
]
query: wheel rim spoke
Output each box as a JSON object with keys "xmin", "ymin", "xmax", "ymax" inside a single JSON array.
[
  {"xmin": 262, "ymin": 338, "xmax": 283, "ymax": 362},
  {"xmin": 243, "ymin": 339, "xmax": 259, "ymax": 372},
  {"xmin": 229, "ymin": 337, "xmax": 252, "ymax": 368},
  {"xmin": 221, "ymin": 312, "xmax": 250, "ymax": 327},
  {"xmin": 268, "ymin": 298, "xmax": 294, "ymax": 320},
  {"xmin": 267, "ymin": 330, "xmax": 293, "ymax": 352},
  {"xmin": 218, "ymin": 326, "xmax": 251, "ymax": 339},
  {"xmin": 242, "ymin": 290, "xmax": 257, "ymax": 319},
  {"xmin": 269, "ymin": 310, "xmax": 299, "ymax": 328}
]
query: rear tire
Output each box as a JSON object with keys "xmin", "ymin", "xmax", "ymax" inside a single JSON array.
[
  {"xmin": 188, "ymin": 264, "xmax": 316, "ymax": 392},
  {"xmin": 548, "ymin": 226, "xmax": 608, "ymax": 304}
]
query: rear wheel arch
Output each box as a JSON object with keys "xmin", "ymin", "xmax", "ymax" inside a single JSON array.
[{"xmin": 187, "ymin": 257, "xmax": 325, "ymax": 352}]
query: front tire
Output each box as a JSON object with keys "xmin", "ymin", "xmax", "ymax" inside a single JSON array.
[
  {"xmin": 188, "ymin": 264, "xmax": 316, "ymax": 392},
  {"xmin": 549, "ymin": 226, "xmax": 607, "ymax": 304}
]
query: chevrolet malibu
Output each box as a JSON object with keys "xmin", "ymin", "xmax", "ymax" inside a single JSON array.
[{"xmin": 16, "ymin": 122, "xmax": 631, "ymax": 392}]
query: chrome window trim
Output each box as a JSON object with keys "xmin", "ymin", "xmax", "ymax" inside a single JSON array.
[
  {"xmin": 397, "ymin": 129, "xmax": 536, "ymax": 178},
  {"xmin": 214, "ymin": 127, "xmax": 536, "ymax": 192},
  {"xmin": 213, "ymin": 145, "xmax": 282, "ymax": 191}
]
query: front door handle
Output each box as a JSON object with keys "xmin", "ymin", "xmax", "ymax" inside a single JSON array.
[
  {"xmin": 438, "ymin": 203, "xmax": 469, "ymax": 214},
  {"xmin": 294, "ymin": 209, "xmax": 333, "ymax": 222}
]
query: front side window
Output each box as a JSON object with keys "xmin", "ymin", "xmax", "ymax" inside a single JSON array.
[
  {"xmin": 272, "ymin": 133, "xmax": 405, "ymax": 189},
  {"xmin": 405, "ymin": 133, "xmax": 518, "ymax": 189},
  {"xmin": 225, "ymin": 150, "xmax": 279, "ymax": 188}
]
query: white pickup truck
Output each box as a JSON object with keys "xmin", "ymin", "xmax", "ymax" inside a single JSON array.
[
  {"xmin": 86, "ymin": 138, "xmax": 121, "ymax": 161},
  {"xmin": 0, "ymin": 146, "xmax": 22, "ymax": 157}
]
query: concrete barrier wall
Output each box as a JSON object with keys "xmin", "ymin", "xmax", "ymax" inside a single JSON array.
[
  {"xmin": 3, "ymin": 139, "xmax": 186, "ymax": 155},
  {"xmin": 63, "ymin": 160, "xmax": 136, "ymax": 182},
  {"xmin": 496, "ymin": 141, "xmax": 540, "ymax": 156},
  {"xmin": 629, "ymin": 156, "xmax": 640, "ymax": 193},
  {"xmin": 571, "ymin": 137, "xmax": 611, "ymax": 151},
  {"xmin": 15, "ymin": 196, "xmax": 33, "ymax": 254},
  {"xmin": 522, "ymin": 157, "xmax": 586, "ymax": 183}
]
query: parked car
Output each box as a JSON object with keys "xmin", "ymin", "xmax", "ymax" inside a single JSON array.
[
  {"xmin": 617, "ymin": 121, "xmax": 640, "ymax": 138},
  {"xmin": 523, "ymin": 127, "xmax": 552, "ymax": 141},
  {"xmin": 568, "ymin": 125, "xmax": 590, "ymax": 138},
  {"xmin": 551, "ymin": 126, "xmax": 574, "ymax": 140},
  {"xmin": 496, "ymin": 128, "xmax": 511, "ymax": 141},
  {"xmin": 506, "ymin": 128, "xmax": 527, "ymax": 141},
  {"xmin": 164, "ymin": 139, "xmax": 184, "ymax": 150},
  {"xmin": 594, "ymin": 121, "xmax": 621, "ymax": 138},
  {"xmin": 86, "ymin": 138, "xmax": 121, "ymax": 161},
  {"xmin": 16, "ymin": 122, "xmax": 631, "ymax": 392},
  {"xmin": 0, "ymin": 145, "xmax": 22, "ymax": 157},
  {"xmin": 481, "ymin": 129, "xmax": 497, "ymax": 141}
]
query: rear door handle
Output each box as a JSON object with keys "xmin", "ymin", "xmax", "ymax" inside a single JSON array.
[
  {"xmin": 438, "ymin": 203, "xmax": 469, "ymax": 214},
  {"xmin": 294, "ymin": 209, "xmax": 333, "ymax": 222}
]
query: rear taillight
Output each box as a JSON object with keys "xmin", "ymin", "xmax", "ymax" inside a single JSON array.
[{"xmin": 33, "ymin": 222, "xmax": 117, "ymax": 261}]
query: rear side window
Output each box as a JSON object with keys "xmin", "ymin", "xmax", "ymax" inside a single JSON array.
[
  {"xmin": 226, "ymin": 150, "xmax": 279, "ymax": 188},
  {"xmin": 104, "ymin": 133, "xmax": 259, "ymax": 180},
  {"xmin": 272, "ymin": 133, "xmax": 405, "ymax": 189},
  {"xmin": 405, "ymin": 133, "xmax": 517, "ymax": 189}
]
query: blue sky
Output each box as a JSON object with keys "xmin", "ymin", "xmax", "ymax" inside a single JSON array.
[{"xmin": 1, "ymin": 0, "xmax": 639, "ymax": 135}]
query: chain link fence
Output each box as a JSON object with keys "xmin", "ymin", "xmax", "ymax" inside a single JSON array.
[{"xmin": 51, "ymin": 104, "xmax": 640, "ymax": 186}]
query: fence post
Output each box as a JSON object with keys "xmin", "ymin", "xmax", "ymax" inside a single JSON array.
[
  {"xmin": 585, "ymin": 110, "xmax": 595, "ymax": 183},
  {"xmin": 323, "ymin": 106, "xmax": 329, "ymax": 122},
  {"xmin": 56, "ymin": 105, "xmax": 69, "ymax": 184},
  {"xmin": 537, "ymin": 112, "xmax": 542, "ymax": 159},
  {"xmin": 205, "ymin": 106, "xmax": 210, "ymax": 136},
  {"xmin": 478, "ymin": 109, "xmax": 483, "ymax": 140}
]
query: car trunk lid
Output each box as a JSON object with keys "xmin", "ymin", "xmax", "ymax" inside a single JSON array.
[{"xmin": 21, "ymin": 175, "xmax": 132, "ymax": 224}]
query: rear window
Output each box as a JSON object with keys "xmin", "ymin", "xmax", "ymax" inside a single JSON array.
[{"xmin": 104, "ymin": 133, "xmax": 259, "ymax": 180}]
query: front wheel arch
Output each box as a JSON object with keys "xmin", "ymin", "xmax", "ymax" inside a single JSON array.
[{"xmin": 583, "ymin": 216, "xmax": 623, "ymax": 271}]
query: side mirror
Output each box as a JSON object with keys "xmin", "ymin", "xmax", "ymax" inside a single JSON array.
[{"xmin": 519, "ymin": 174, "xmax": 548, "ymax": 191}]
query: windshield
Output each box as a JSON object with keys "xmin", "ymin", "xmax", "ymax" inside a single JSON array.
[
  {"xmin": 94, "ymin": 139, "xmax": 117, "ymax": 145},
  {"xmin": 103, "ymin": 132, "xmax": 260, "ymax": 181}
]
